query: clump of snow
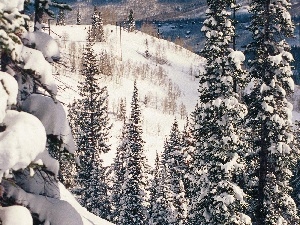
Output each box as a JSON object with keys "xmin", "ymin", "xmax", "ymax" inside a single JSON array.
[
  {"xmin": 3, "ymin": 180, "xmax": 84, "ymax": 225},
  {"xmin": 0, "ymin": 72, "xmax": 18, "ymax": 107},
  {"xmin": 0, "ymin": 110, "xmax": 46, "ymax": 178},
  {"xmin": 22, "ymin": 94, "xmax": 76, "ymax": 153},
  {"xmin": 23, "ymin": 31, "xmax": 60, "ymax": 62},
  {"xmin": 221, "ymin": 153, "xmax": 242, "ymax": 173},
  {"xmin": 214, "ymin": 193, "xmax": 235, "ymax": 205},
  {"xmin": 34, "ymin": 150, "xmax": 60, "ymax": 176},
  {"xmin": 0, "ymin": 72, "xmax": 18, "ymax": 123},
  {"xmin": 0, "ymin": 205, "xmax": 33, "ymax": 225},
  {"xmin": 0, "ymin": 0, "xmax": 24, "ymax": 11},
  {"xmin": 15, "ymin": 44, "xmax": 57, "ymax": 96},
  {"xmin": 228, "ymin": 51, "xmax": 245, "ymax": 70},
  {"xmin": 276, "ymin": 216, "xmax": 287, "ymax": 225},
  {"xmin": 231, "ymin": 183, "xmax": 245, "ymax": 202},
  {"xmin": 237, "ymin": 213, "xmax": 252, "ymax": 224}
]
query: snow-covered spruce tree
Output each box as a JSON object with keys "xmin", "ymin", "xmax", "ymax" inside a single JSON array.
[
  {"xmin": 181, "ymin": 116, "xmax": 196, "ymax": 204},
  {"xmin": 77, "ymin": 8, "xmax": 82, "ymax": 25},
  {"xmin": 110, "ymin": 120, "xmax": 129, "ymax": 223},
  {"xmin": 91, "ymin": 6, "xmax": 105, "ymax": 42},
  {"xmin": 56, "ymin": 9, "xmax": 66, "ymax": 26},
  {"xmin": 0, "ymin": 0, "xmax": 27, "ymax": 72},
  {"xmin": 149, "ymin": 151, "xmax": 174, "ymax": 225},
  {"xmin": 128, "ymin": 9, "xmax": 135, "ymax": 32},
  {"xmin": 161, "ymin": 120, "xmax": 188, "ymax": 224},
  {"xmin": 0, "ymin": 1, "xmax": 83, "ymax": 224},
  {"xmin": 244, "ymin": 0, "xmax": 299, "ymax": 224},
  {"xmin": 74, "ymin": 31, "xmax": 111, "ymax": 219},
  {"xmin": 291, "ymin": 121, "xmax": 300, "ymax": 210},
  {"xmin": 118, "ymin": 81, "xmax": 149, "ymax": 225},
  {"xmin": 188, "ymin": 0, "xmax": 250, "ymax": 224}
]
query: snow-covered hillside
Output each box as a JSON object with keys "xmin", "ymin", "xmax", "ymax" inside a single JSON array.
[
  {"xmin": 49, "ymin": 23, "xmax": 300, "ymax": 167},
  {"xmin": 50, "ymin": 24, "xmax": 205, "ymax": 166}
]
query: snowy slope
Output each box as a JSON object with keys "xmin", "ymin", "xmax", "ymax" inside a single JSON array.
[
  {"xmin": 49, "ymin": 24, "xmax": 300, "ymax": 167},
  {"xmin": 50, "ymin": 24, "xmax": 205, "ymax": 166}
]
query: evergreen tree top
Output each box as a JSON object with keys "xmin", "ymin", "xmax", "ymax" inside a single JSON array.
[{"xmin": 130, "ymin": 80, "xmax": 141, "ymax": 126}]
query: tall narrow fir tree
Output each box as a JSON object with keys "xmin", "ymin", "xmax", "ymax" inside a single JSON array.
[
  {"xmin": 118, "ymin": 81, "xmax": 149, "ymax": 225},
  {"xmin": 74, "ymin": 30, "xmax": 111, "ymax": 219},
  {"xmin": 162, "ymin": 120, "xmax": 188, "ymax": 224},
  {"xmin": 245, "ymin": 0, "xmax": 299, "ymax": 224},
  {"xmin": 189, "ymin": 0, "xmax": 250, "ymax": 224}
]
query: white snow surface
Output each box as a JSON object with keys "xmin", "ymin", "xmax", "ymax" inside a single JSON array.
[
  {"xmin": 0, "ymin": 110, "xmax": 46, "ymax": 177},
  {"xmin": 23, "ymin": 31, "xmax": 60, "ymax": 62},
  {"xmin": 59, "ymin": 183, "xmax": 114, "ymax": 225},
  {"xmin": 22, "ymin": 94, "xmax": 76, "ymax": 154},
  {"xmin": 0, "ymin": 0, "xmax": 24, "ymax": 11},
  {"xmin": 3, "ymin": 180, "xmax": 84, "ymax": 225},
  {"xmin": 0, "ymin": 205, "xmax": 33, "ymax": 225},
  {"xmin": 34, "ymin": 150, "xmax": 60, "ymax": 176}
]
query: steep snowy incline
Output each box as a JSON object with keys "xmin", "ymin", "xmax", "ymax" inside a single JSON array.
[{"xmin": 51, "ymin": 24, "xmax": 205, "ymax": 166}]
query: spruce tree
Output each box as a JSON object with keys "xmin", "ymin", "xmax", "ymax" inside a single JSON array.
[
  {"xmin": 74, "ymin": 30, "xmax": 111, "ymax": 219},
  {"xmin": 91, "ymin": 6, "xmax": 105, "ymax": 42},
  {"xmin": 189, "ymin": 0, "xmax": 250, "ymax": 224},
  {"xmin": 162, "ymin": 120, "xmax": 188, "ymax": 225},
  {"xmin": 77, "ymin": 8, "xmax": 81, "ymax": 25},
  {"xmin": 0, "ymin": 2, "xmax": 26, "ymax": 71},
  {"xmin": 181, "ymin": 117, "xmax": 195, "ymax": 204},
  {"xmin": 118, "ymin": 81, "xmax": 148, "ymax": 225},
  {"xmin": 56, "ymin": 9, "xmax": 66, "ymax": 26},
  {"xmin": 111, "ymin": 120, "xmax": 129, "ymax": 223},
  {"xmin": 149, "ymin": 152, "xmax": 174, "ymax": 225},
  {"xmin": 291, "ymin": 121, "xmax": 300, "ymax": 211},
  {"xmin": 128, "ymin": 9, "xmax": 135, "ymax": 32},
  {"xmin": 245, "ymin": 0, "xmax": 299, "ymax": 224}
]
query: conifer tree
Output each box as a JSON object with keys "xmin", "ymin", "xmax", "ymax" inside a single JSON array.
[
  {"xmin": 189, "ymin": 0, "xmax": 250, "ymax": 224},
  {"xmin": 77, "ymin": 8, "xmax": 82, "ymax": 25},
  {"xmin": 149, "ymin": 152, "xmax": 174, "ymax": 225},
  {"xmin": 0, "ymin": 2, "xmax": 26, "ymax": 71},
  {"xmin": 111, "ymin": 120, "xmax": 129, "ymax": 223},
  {"xmin": 162, "ymin": 120, "xmax": 188, "ymax": 225},
  {"xmin": 128, "ymin": 9, "xmax": 135, "ymax": 32},
  {"xmin": 56, "ymin": 9, "xmax": 66, "ymax": 26},
  {"xmin": 181, "ymin": 117, "xmax": 195, "ymax": 204},
  {"xmin": 245, "ymin": 0, "xmax": 299, "ymax": 224},
  {"xmin": 291, "ymin": 121, "xmax": 300, "ymax": 210},
  {"xmin": 74, "ymin": 30, "xmax": 111, "ymax": 219},
  {"xmin": 118, "ymin": 81, "xmax": 148, "ymax": 225},
  {"xmin": 91, "ymin": 6, "xmax": 105, "ymax": 42}
]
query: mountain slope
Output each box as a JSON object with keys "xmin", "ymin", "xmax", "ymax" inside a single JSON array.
[{"xmin": 50, "ymin": 24, "xmax": 205, "ymax": 166}]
